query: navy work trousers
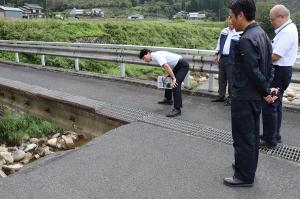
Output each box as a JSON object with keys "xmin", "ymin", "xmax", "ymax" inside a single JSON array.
[
  {"xmin": 165, "ymin": 59, "xmax": 189, "ymax": 109},
  {"xmin": 231, "ymin": 98, "xmax": 262, "ymax": 183},
  {"xmin": 262, "ymin": 66, "xmax": 292, "ymax": 144}
]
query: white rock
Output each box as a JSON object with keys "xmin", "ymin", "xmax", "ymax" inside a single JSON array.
[
  {"xmin": 12, "ymin": 150, "xmax": 26, "ymax": 162},
  {"xmin": 62, "ymin": 135, "xmax": 74, "ymax": 148},
  {"xmin": 29, "ymin": 138, "xmax": 39, "ymax": 144},
  {"xmin": 34, "ymin": 154, "xmax": 40, "ymax": 159},
  {"xmin": 0, "ymin": 146, "xmax": 8, "ymax": 153},
  {"xmin": 0, "ymin": 159, "xmax": 5, "ymax": 166},
  {"xmin": 199, "ymin": 77, "xmax": 207, "ymax": 82},
  {"xmin": 286, "ymin": 91, "xmax": 296, "ymax": 98},
  {"xmin": 24, "ymin": 144, "xmax": 37, "ymax": 152},
  {"xmin": 20, "ymin": 153, "xmax": 32, "ymax": 164},
  {"xmin": 287, "ymin": 97, "xmax": 294, "ymax": 102},
  {"xmin": 47, "ymin": 138, "xmax": 58, "ymax": 147},
  {"xmin": 2, "ymin": 163, "xmax": 23, "ymax": 171},
  {"xmin": 0, "ymin": 152, "xmax": 14, "ymax": 164},
  {"xmin": 52, "ymin": 133, "xmax": 60, "ymax": 138},
  {"xmin": 0, "ymin": 169, "xmax": 7, "ymax": 178}
]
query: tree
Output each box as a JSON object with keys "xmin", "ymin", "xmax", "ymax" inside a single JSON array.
[
  {"xmin": 292, "ymin": 11, "xmax": 300, "ymax": 41},
  {"xmin": 256, "ymin": 2, "xmax": 275, "ymax": 38}
]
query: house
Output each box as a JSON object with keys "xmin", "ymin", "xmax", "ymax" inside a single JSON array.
[
  {"xmin": 19, "ymin": 3, "xmax": 44, "ymax": 19},
  {"xmin": 68, "ymin": 8, "xmax": 84, "ymax": 19},
  {"xmin": 187, "ymin": 12, "xmax": 206, "ymax": 20},
  {"xmin": 91, "ymin": 8, "xmax": 104, "ymax": 17},
  {"xmin": 0, "ymin": 6, "xmax": 23, "ymax": 18}
]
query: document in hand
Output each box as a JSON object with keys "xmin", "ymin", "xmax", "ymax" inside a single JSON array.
[{"xmin": 157, "ymin": 76, "xmax": 172, "ymax": 89}]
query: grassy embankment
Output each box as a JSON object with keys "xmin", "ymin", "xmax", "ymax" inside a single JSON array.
[
  {"xmin": 0, "ymin": 106, "xmax": 63, "ymax": 145},
  {"xmin": 0, "ymin": 19, "xmax": 223, "ymax": 80}
]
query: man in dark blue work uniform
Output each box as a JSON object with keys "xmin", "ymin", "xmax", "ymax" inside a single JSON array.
[{"xmin": 223, "ymin": 0, "xmax": 278, "ymax": 187}]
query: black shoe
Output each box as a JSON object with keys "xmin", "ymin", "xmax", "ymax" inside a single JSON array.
[
  {"xmin": 158, "ymin": 98, "xmax": 173, "ymax": 105},
  {"xmin": 211, "ymin": 97, "xmax": 226, "ymax": 102},
  {"xmin": 277, "ymin": 139, "xmax": 282, "ymax": 144},
  {"xmin": 166, "ymin": 108, "xmax": 181, "ymax": 117},
  {"xmin": 225, "ymin": 98, "xmax": 231, "ymax": 106},
  {"xmin": 223, "ymin": 176, "xmax": 253, "ymax": 187},
  {"xmin": 259, "ymin": 139, "xmax": 277, "ymax": 149}
]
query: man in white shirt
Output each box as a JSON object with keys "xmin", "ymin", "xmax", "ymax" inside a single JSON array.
[
  {"xmin": 261, "ymin": 5, "xmax": 299, "ymax": 148},
  {"xmin": 139, "ymin": 49, "xmax": 189, "ymax": 117},
  {"xmin": 212, "ymin": 18, "xmax": 241, "ymax": 105}
]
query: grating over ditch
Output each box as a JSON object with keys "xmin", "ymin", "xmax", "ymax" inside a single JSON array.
[{"xmin": 100, "ymin": 103, "xmax": 300, "ymax": 164}]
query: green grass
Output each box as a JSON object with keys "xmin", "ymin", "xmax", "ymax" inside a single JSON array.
[{"xmin": 0, "ymin": 111, "xmax": 63, "ymax": 145}]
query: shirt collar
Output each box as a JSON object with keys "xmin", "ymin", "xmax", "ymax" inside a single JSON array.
[
  {"xmin": 241, "ymin": 21, "xmax": 257, "ymax": 36},
  {"xmin": 275, "ymin": 19, "xmax": 292, "ymax": 34}
]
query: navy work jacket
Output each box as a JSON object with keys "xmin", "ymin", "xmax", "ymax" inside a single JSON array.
[{"xmin": 232, "ymin": 22, "xmax": 273, "ymax": 100}]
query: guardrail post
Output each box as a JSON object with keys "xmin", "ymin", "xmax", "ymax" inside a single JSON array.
[
  {"xmin": 120, "ymin": 63, "xmax": 126, "ymax": 78},
  {"xmin": 75, "ymin": 58, "xmax": 80, "ymax": 72},
  {"xmin": 184, "ymin": 71, "xmax": 191, "ymax": 89},
  {"xmin": 41, "ymin": 55, "xmax": 45, "ymax": 66},
  {"xmin": 15, "ymin": 53, "xmax": 19, "ymax": 63},
  {"xmin": 208, "ymin": 72, "xmax": 214, "ymax": 92}
]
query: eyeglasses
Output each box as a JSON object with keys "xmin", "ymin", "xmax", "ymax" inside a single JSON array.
[{"xmin": 269, "ymin": 15, "xmax": 281, "ymax": 22}]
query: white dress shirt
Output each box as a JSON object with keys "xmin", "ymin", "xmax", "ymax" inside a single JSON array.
[
  {"xmin": 151, "ymin": 51, "xmax": 182, "ymax": 69},
  {"xmin": 272, "ymin": 19, "xmax": 299, "ymax": 66}
]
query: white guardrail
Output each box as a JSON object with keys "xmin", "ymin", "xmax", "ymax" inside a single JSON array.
[{"xmin": 0, "ymin": 40, "xmax": 299, "ymax": 90}]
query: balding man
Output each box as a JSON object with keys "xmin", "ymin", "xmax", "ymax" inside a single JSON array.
[{"xmin": 261, "ymin": 5, "xmax": 299, "ymax": 148}]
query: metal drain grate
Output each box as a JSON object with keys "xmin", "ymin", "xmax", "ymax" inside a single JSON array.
[
  {"xmin": 99, "ymin": 103, "xmax": 150, "ymax": 122},
  {"xmin": 260, "ymin": 144, "xmax": 300, "ymax": 162},
  {"xmin": 143, "ymin": 114, "xmax": 233, "ymax": 144},
  {"xmin": 93, "ymin": 100, "xmax": 300, "ymax": 163}
]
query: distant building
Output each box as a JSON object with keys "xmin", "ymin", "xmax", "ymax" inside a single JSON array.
[
  {"xmin": 19, "ymin": 3, "xmax": 44, "ymax": 19},
  {"xmin": 91, "ymin": 8, "xmax": 104, "ymax": 17},
  {"xmin": 0, "ymin": 6, "xmax": 23, "ymax": 18},
  {"xmin": 128, "ymin": 14, "xmax": 144, "ymax": 20},
  {"xmin": 187, "ymin": 12, "xmax": 206, "ymax": 20},
  {"xmin": 69, "ymin": 8, "xmax": 84, "ymax": 19},
  {"xmin": 173, "ymin": 11, "xmax": 188, "ymax": 19}
]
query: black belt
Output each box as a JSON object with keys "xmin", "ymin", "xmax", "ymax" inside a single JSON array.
[{"xmin": 221, "ymin": 55, "xmax": 229, "ymax": 57}]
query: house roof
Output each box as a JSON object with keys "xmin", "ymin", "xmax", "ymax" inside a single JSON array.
[
  {"xmin": 69, "ymin": 9, "xmax": 84, "ymax": 15},
  {"xmin": 0, "ymin": 6, "xmax": 22, "ymax": 12},
  {"xmin": 18, "ymin": 7, "xmax": 31, "ymax": 14},
  {"xmin": 24, "ymin": 3, "xmax": 43, "ymax": 9}
]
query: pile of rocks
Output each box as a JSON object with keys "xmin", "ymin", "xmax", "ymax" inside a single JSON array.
[
  {"xmin": 283, "ymin": 86, "xmax": 300, "ymax": 103},
  {"xmin": 0, "ymin": 131, "xmax": 83, "ymax": 177}
]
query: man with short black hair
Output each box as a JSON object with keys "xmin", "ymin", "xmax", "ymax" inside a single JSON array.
[
  {"xmin": 224, "ymin": 0, "xmax": 278, "ymax": 187},
  {"xmin": 139, "ymin": 49, "xmax": 189, "ymax": 117},
  {"xmin": 261, "ymin": 5, "xmax": 299, "ymax": 148}
]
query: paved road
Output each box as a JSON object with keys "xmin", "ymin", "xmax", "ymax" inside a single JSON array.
[
  {"xmin": 0, "ymin": 63, "xmax": 300, "ymax": 199},
  {"xmin": 1, "ymin": 123, "xmax": 300, "ymax": 199},
  {"xmin": 0, "ymin": 63, "xmax": 299, "ymax": 147}
]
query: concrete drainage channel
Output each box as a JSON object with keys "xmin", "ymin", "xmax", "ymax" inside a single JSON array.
[
  {"xmin": 0, "ymin": 78, "xmax": 125, "ymax": 177},
  {"xmin": 0, "ymin": 77, "xmax": 299, "ymax": 178}
]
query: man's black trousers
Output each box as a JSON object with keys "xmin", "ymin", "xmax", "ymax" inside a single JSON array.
[
  {"xmin": 165, "ymin": 59, "xmax": 189, "ymax": 109},
  {"xmin": 231, "ymin": 98, "xmax": 262, "ymax": 183},
  {"xmin": 262, "ymin": 66, "xmax": 292, "ymax": 145}
]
